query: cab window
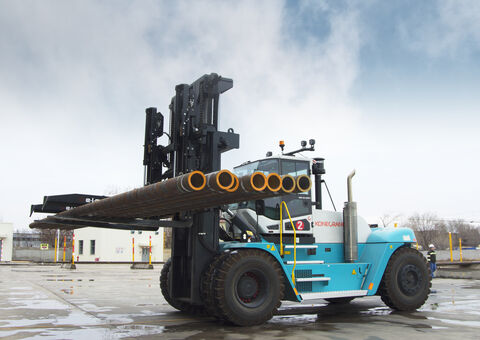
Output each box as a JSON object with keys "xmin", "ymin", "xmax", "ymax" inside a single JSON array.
[{"xmin": 262, "ymin": 160, "xmax": 311, "ymax": 220}]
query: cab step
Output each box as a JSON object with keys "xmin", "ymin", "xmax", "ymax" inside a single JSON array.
[
  {"xmin": 296, "ymin": 277, "xmax": 331, "ymax": 282},
  {"xmin": 300, "ymin": 290, "xmax": 368, "ymax": 301},
  {"xmin": 284, "ymin": 260, "xmax": 324, "ymax": 264},
  {"xmin": 284, "ymin": 245, "xmax": 318, "ymax": 249}
]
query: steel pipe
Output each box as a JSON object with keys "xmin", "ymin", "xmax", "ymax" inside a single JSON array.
[
  {"xmin": 292, "ymin": 174, "xmax": 312, "ymax": 193},
  {"xmin": 99, "ymin": 170, "xmax": 230, "ymax": 216},
  {"xmin": 60, "ymin": 171, "xmax": 206, "ymax": 218},
  {"xmin": 281, "ymin": 175, "xmax": 296, "ymax": 193},
  {"xmin": 35, "ymin": 171, "xmax": 311, "ymax": 221},
  {"xmin": 266, "ymin": 173, "xmax": 282, "ymax": 192},
  {"xmin": 118, "ymin": 170, "xmax": 237, "ymax": 217}
]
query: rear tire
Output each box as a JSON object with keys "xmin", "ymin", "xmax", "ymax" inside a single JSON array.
[
  {"xmin": 160, "ymin": 258, "xmax": 205, "ymax": 315},
  {"xmin": 379, "ymin": 247, "xmax": 431, "ymax": 311},
  {"xmin": 212, "ymin": 249, "xmax": 284, "ymax": 326}
]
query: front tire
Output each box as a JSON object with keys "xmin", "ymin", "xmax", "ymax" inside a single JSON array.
[
  {"xmin": 201, "ymin": 251, "xmax": 231, "ymax": 319},
  {"xmin": 160, "ymin": 258, "xmax": 205, "ymax": 315},
  {"xmin": 379, "ymin": 247, "xmax": 431, "ymax": 311},
  {"xmin": 212, "ymin": 249, "xmax": 284, "ymax": 326}
]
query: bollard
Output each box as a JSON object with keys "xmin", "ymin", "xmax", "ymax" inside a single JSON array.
[
  {"xmin": 149, "ymin": 235, "xmax": 152, "ymax": 265},
  {"xmin": 72, "ymin": 233, "xmax": 75, "ymax": 265},
  {"xmin": 132, "ymin": 237, "xmax": 135, "ymax": 263},
  {"xmin": 63, "ymin": 236, "xmax": 66, "ymax": 262},
  {"xmin": 449, "ymin": 232, "xmax": 453, "ymax": 262},
  {"xmin": 54, "ymin": 237, "xmax": 58, "ymax": 263},
  {"xmin": 62, "ymin": 233, "xmax": 76, "ymax": 270},
  {"xmin": 459, "ymin": 238, "xmax": 463, "ymax": 262},
  {"xmin": 56, "ymin": 229, "xmax": 60, "ymax": 262}
]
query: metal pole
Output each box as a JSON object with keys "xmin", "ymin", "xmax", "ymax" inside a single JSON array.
[
  {"xmin": 459, "ymin": 238, "xmax": 463, "ymax": 262},
  {"xmin": 149, "ymin": 235, "xmax": 152, "ymax": 265},
  {"xmin": 449, "ymin": 232, "xmax": 453, "ymax": 262},
  {"xmin": 56, "ymin": 229, "xmax": 60, "ymax": 262},
  {"xmin": 132, "ymin": 237, "xmax": 135, "ymax": 263},
  {"xmin": 63, "ymin": 236, "xmax": 66, "ymax": 262},
  {"xmin": 54, "ymin": 237, "xmax": 58, "ymax": 263},
  {"xmin": 314, "ymin": 175, "xmax": 322, "ymax": 209},
  {"xmin": 72, "ymin": 233, "xmax": 75, "ymax": 265}
]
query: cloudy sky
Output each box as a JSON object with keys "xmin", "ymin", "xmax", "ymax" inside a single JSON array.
[{"xmin": 1, "ymin": 0, "xmax": 479, "ymax": 230}]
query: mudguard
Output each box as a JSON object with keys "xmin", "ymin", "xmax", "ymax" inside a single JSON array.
[
  {"xmin": 360, "ymin": 228, "xmax": 417, "ymax": 295},
  {"xmin": 219, "ymin": 242, "xmax": 302, "ymax": 302},
  {"xmin": 367, "ymin": 227, "xmax": 416, "ymax": 244}
]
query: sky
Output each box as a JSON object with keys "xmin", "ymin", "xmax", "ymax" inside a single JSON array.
[{"xmin": 0, "ymin": 0, "xmax": 479, "ymax": 230}]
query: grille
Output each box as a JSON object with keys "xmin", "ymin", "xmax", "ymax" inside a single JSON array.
[{"xmin": 295, "ymin": 269, "xmax": 312, "ymax": 292}]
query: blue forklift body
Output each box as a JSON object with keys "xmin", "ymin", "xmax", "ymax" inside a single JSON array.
[{"xmin": 220, "ymin": 227, "xmax": 416, "ymax": 302}]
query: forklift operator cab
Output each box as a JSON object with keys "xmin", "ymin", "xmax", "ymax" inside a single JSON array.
[{"xmin": 230, "ymin": 157, "xmax": 313, "ymax": 237}]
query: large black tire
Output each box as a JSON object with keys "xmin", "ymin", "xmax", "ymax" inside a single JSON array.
[
  {"xmin": 325, "ymin": 297, "xmax": 355, "ymax": 304},
  {"xmin": 212, "ymin": 249, "xmax": 284, "ymax": 326},
  {"xmin": 379, "ymin": 247, "xmax": 431, "ymax": 311},
  {"xmin": 160, "ymin": 258, "xmax": 205, "ymax": 315},
  {"xmin": 201, "ymin": 251, "xmax": 231, "ymax": 320}
]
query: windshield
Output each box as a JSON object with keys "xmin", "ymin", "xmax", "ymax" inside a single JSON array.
[
  {"xmin": 234, "ymin": 159, "xmax": 279, "ymax": 177},
  {"xmin": 232, "ymin": 159, "xmax": 311, "ymax": 220}
]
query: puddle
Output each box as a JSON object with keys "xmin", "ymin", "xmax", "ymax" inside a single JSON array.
[
  {"xmin": 113, "ymin": 324, "xmax": 165, "ymax": 337},
  {"xmin": 78, "ymin": 303, "xmax": 115, "ymax": 313},
  {"xmin": 12, "ymin": 270, "xmax": 53, "ymax": 273},
  {"xmin": 463, "ymin": 284, "xmax": 480, "ymax": 290},
  {"xmin": 5, "ymin": 291, "xmax": 70, "ymax": 310},
  {"xmin": 428, "ymin": 317, "xmax": 480, "ymax": 328},
  {"xmin": 360, "ymin": 307, "xmax": 392, "ymax": 316},
  {"xmin": 10, "ymin": 286, "xmax": 33, "ymax": 291},
  {"xmin": 60, "ymin": 288, "xmax": 74, "ymax": 295},
  {"xmin": 46, "ymin": 279, "xmax": 73, "ymax": 282}
]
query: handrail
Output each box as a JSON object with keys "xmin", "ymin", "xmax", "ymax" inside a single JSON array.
[{"xmin": 279, "ymin": 201, "xmax": 297, "ymax": 284}]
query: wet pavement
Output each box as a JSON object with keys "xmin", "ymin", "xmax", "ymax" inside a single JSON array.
[{"xmin": 0, "ymin": 264, "xmax": 479, "ymax": 339}]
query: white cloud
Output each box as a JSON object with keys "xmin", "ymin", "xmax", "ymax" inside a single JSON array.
[
  {"xmin": 399, "ymin": 0, "xmax": 480, "ymax": 57},
  {"xmin": 0, "ymin": 1, "xmax": 364, "ymax": 229}
]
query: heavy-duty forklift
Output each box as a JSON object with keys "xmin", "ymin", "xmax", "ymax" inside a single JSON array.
[{"xmin": 31, "ymin": 73, "xmax": 431, "ymax": 326}]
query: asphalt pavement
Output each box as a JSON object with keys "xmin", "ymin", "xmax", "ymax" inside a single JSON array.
[{"xmin": 1, "ymin": 264, "xmax": 479, "ymax": 339}]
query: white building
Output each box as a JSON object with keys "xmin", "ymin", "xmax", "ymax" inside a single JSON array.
[
  {"xmin": 74, "ymin": 227, "xmax": 164, "ymax": 263},
  {"xmin": 0, "ymin": 223, "xmax": 13, "ymax": 262}
]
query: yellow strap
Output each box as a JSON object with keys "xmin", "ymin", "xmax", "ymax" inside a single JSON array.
[{"xmin": 279, "ymin": 201, "xmax": 297, "ymax": 285}]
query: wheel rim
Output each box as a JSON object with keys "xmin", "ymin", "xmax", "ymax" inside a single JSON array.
[
  {"xmin": 397, "ymin": 264, "xmax": 422, "ymax": 296},
  {"xmin": 235, "ymin": 270, "xmax": 268, "ymax": 308}
]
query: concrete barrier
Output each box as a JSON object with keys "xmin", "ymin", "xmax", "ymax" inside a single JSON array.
[
  {"xmin": 421, "ymin": 249, "xmax": 480, "ymax": 262},
  {"xmin": 436, "ymin": 263, "xmax": 480, "ymax": 279},
  {"xmin": 13, "ymin": 248, "xmax": 71, "ymax": 262},
  {"xmin": 130, "ymin": 263, "xmax": 154, "ymax": 269}
]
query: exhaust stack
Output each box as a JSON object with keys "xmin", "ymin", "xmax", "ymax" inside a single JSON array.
[{"xmin": 343, "ymin": 170, "xmax": 358, "ymax": 263}]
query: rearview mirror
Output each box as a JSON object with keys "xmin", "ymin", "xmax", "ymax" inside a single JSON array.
[{"xmin": 255, "ymin": 200, "xmax": 265, "ymax": 216}]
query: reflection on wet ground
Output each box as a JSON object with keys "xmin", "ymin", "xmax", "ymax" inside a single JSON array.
[{"xmin": 1, "ymin": 264, "xmax": 479, "ymax": 339}]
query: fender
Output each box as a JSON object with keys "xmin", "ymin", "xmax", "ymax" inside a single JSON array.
[
  {"xmin": 367, "ymin": 227, "xmax": 416, "ymax": 244},
  {"xmin": 219, "ymin": 242, "xmax": 302, "ymax": 302},
  {"xmin": 359, "ymin": 228, "xmax": 417, "ymax": 295}
]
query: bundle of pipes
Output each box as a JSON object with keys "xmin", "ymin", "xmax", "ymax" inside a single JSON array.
[{"xmin": 31, "ymin": 170, "xmax": 312, "ymax": 223}]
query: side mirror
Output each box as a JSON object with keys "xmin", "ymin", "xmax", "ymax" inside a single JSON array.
[{"xmin": 255, "ymin": 200, "xmax": 265, "ymax": 216}]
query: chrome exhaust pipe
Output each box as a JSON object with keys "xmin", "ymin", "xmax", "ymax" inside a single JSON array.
[{"xmin": 343, "ymin": 170, "xmax": 358, "ymax": 263}]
